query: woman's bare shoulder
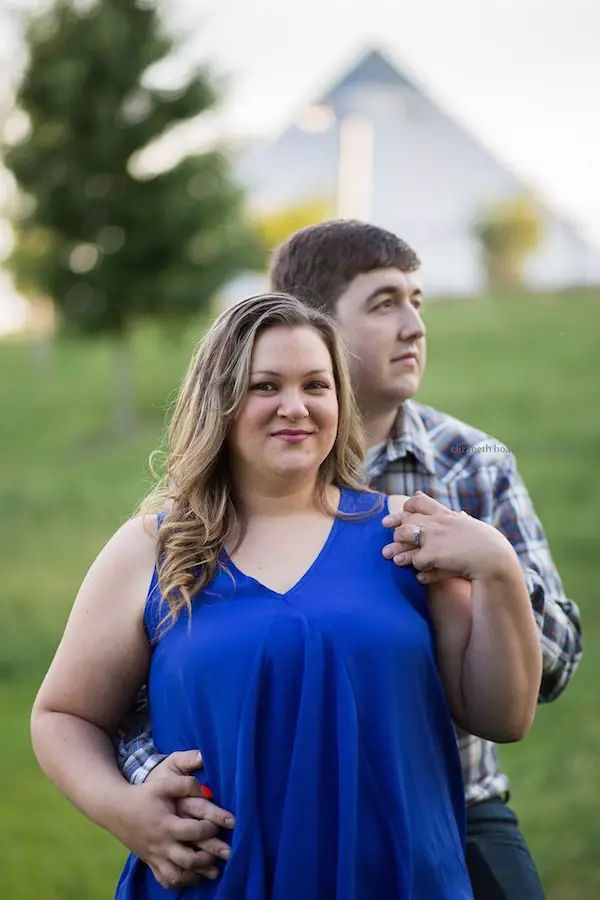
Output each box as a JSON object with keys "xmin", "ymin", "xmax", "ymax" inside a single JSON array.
[
  {"xmin": 387, "ymin": 494, "xmax": 411, "ymax": 516},
  {"xmin": 94, "ymin": 514, "xmax": 160, "ymax": 576}
]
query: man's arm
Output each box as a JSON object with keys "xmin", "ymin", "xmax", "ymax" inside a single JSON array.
[
  {"xmin": 114, "ymin": 684, "xmax": 166, "ymax": 784},
  {"xmin": 492, "ymin": 451, "xmax": 582, "ymax": 702}
]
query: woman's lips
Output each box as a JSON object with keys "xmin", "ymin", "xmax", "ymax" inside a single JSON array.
[{"xmin": 271, "ymin": 430, "xmax": 313, "ymax": 443}]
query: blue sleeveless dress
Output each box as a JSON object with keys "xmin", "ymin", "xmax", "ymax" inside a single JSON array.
[{"xmin": 116, "ymin": 488, "xmax": 473, "ymax": 899}]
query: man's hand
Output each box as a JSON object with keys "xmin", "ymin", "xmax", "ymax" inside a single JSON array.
[
  {"xmin": 382, "ymin": 491, "xmax": 516, "ymax": 584},
  {"xmin": 111, "ymin": 750, "xmax": 235, "ymax": 889}
]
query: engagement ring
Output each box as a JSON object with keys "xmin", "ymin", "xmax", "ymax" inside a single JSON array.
[{"xmin": 412, "ymin": 525, "xmax": 423, "ymax": 548}]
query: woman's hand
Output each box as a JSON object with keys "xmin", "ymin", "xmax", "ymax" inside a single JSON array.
[{"xmin": 382, "ymin": 491, "xmax": 518, "ymax": 584}]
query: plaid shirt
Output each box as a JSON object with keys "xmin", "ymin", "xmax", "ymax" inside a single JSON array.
[{"xmin": 115, "ymin": 399, "xmax": 583, "ymax": 804}]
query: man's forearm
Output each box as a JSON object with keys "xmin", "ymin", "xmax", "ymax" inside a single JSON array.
[
  {"xmin": 114, "ymin": 683, "xmax": 165, "ymax": 784},
  {"xmin": 492, "ymin": 451, "xmax": 582, "ymax": 703},
  {"xmin": 524, "ymin": 567, "xmax": 583, "ymax": 702},
  {"xmin": 115, "ymin": 727, "xmax": 166, "ymax": 784}
]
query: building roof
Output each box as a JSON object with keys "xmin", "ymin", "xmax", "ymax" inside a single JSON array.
[{"xmin": 318, "ymin": 47, "xmax": 417, "ymax": 104}]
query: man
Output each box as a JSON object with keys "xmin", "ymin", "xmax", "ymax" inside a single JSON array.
[{"xmin": 112, "ymin": 220, "xmax": 582, "ymax": 898}]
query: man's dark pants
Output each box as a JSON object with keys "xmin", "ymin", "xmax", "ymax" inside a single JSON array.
[{"xmin": 466, "ymin": 797, "xmax": 546, "ymax": 900}]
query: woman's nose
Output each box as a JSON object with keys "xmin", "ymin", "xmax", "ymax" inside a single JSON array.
[{"xmin": 277, "ymin": 390, "xmax": 309, "ymax": 420}]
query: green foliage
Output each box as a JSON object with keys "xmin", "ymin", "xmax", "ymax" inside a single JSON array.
[
  {"xmin": 1, "ymin": 292, "xmax": 599, "ymax": 898},
  {"xmin": 473, "ymin": 194, "xmax": 544, "ymax": 290},
  {"xmin": 4, "ymin": 0, "xmax": 265, "ymax": 336},
  {"xmin": 253, "ymin": 196, "xmax": 336, "ymax": 251}
]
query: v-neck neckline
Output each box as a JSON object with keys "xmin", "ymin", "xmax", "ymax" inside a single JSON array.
[{"xmin": 222, "ymin": 489, "xmax": 346, "ymax": 599}]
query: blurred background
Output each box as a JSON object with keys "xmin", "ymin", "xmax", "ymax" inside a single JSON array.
[{"xmin": 0, "ymin": 1, "xmax": 598, "ymax": 898}]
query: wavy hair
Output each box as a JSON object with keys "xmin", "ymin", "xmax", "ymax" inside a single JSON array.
[{"xmin": 138, "ymin": 292, "xmax": 380, "ymax": 635}]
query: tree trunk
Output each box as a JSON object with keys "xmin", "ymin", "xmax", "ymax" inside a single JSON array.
[
  {"xmin": 113, "ymin": 331, "xmax": 136, "ymax": 435},
  {"xmin": 484, "ymin": 251, "xmax": 524, "ymax": 292},
  {"xmin": 29, "ymin": 333, "xmax": 54, "ymax": 370},
  {"xmin": 28, "ymin": 296, "xmax": 55, "ymax": 370}
]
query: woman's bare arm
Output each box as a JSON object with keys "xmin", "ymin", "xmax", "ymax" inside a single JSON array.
[
  {"xmin": 386, "ymin": 494, "xmax": 541, "ymax": 743},
  {"xmin": 31, "ymin": 516, "xmax": 158, "ymax": 822},
  {"xmin": 31, "ymin": 515, "xmax": 233, "ymax": 888}
]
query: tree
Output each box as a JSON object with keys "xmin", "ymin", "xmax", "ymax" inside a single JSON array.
[
  {"xmin": 3, "ymin": 0, "xmax": 264, "ymax": 431},
  {"xmin": 253, "ymin": 197, "xmax": 335, "ymax": 251},
  {"xmin": 473, "ymin": 194, "xmax": 544, "ymax": 292}
]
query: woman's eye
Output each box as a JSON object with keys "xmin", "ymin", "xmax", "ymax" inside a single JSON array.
[{"xmin": 250, "ymin": 381, "xmax": 330, "ymax": 392}]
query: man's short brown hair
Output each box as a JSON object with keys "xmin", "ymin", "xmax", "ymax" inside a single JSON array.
[{"xmin": 269, "ymin": 219, "xmax": 421, "ymax": 313}]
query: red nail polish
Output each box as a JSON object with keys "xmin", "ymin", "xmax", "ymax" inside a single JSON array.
[{"xmin": 200, "ymin": 785, "xmax": 214, "ymax": 799}]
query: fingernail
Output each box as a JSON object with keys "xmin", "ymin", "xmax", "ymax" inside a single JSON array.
[
  {"xmin": 417, "ymin": 573, "xmax": 428, "ymax": 583},
  {"xmin": 382, "ymin": 517, "xmax": 391, "ymax": 527},
  {"xmin": 220, "ymin": 847, "xmax": 230, "ymax": 859},
  {"xmin": 200, "ymin": 785, "xmax": 213, "ymax": 799},
  {"xmin": 394, "ymin": 554, "xmax": 407, "ymax": 565},
  {"xmin": 206, "ymin": 869, "xmax": 220, "ymax": 880},
  {"xmin": 225, "ymin": 816, "xmax": 235, "ymax": 827}
]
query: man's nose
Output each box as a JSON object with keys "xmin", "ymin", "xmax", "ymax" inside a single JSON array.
[{"xmin": 398, "ymin": 306, "xmax": 425, "ymax": 342}]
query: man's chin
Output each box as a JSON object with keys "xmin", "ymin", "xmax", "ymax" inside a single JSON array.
[{"xmin": 389, "ymin": 375, "xmax": 420, "ymax": 405}]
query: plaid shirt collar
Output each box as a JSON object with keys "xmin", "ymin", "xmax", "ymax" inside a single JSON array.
[{"xmin": 376, "ymin": 400, "xmax": 436, "ymax": 477}]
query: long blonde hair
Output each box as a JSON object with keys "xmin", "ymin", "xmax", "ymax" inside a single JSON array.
[{"xmin": 139, "ymin": 292, "xmax": 379, "ymax": 634}]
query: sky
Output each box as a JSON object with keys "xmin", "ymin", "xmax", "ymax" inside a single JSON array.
[
  {"xmin": 164, "ymin": 0, "xmax": 600, "ymax": 235},
  {"xmin": 1, "ymin": 0, "xmax": 599, "ymax": 329}
]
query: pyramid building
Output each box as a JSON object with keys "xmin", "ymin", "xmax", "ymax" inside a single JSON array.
[{"xmin": 235, "ymin": 48, "xmax": 600, "ymax": 296}]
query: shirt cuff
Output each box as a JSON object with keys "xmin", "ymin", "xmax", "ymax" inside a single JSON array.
[{"xmin": 126, "ymin": 753, "xmax": 168, "ymax": 785}]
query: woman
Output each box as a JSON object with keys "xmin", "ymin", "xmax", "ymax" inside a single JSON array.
[{"xmin": 31, "ymin": 293, "xmax": 541, "ymax": 899}]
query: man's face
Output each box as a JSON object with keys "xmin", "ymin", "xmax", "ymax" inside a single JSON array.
[{"xmin": 334, "ymin": 267, "xmax": 426, "ymax": 413}]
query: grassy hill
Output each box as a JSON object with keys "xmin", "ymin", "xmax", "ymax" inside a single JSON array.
[{"xmin": 0, "ymin": 291, "xmax": 598, "ymax": 899}]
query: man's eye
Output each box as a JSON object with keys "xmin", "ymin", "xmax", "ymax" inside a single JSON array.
[{"xmin": 374, "ymin": 297, "xmax": 394, "ymax": 310}]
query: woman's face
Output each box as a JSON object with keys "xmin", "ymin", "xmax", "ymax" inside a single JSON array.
[{"xmin": 228, "ymin": 325, "xmax": 339, "ymax": 488}]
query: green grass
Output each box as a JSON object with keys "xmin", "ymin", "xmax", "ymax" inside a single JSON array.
[{"xmin": 1, "ymin": 293, "xmax": 598, "ymax": 899}]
